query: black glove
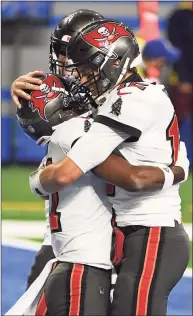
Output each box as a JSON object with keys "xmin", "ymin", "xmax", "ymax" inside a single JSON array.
[{"xmin": 58, "ymin": 75, "xmax": 98, "ymax": 111}]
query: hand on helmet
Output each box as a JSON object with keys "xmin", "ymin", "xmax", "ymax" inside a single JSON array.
[
  {"xmin": 51, "ymin": 75, "xmax": 97, "ymax": 111},
  {"xmin": 63, "ymin": 75, "xmax": 97, "ymax": 110},
  {"xmin": 11, "ymin": 70, "xmax": 44, "ymax": 108}
]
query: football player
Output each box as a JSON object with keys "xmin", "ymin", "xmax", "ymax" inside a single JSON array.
[
  {"xmin": 36, "ymin": 19, "xmax": 190, "ymax": 316},
  {"xmin": 10, "ymin": 12, "xmax": 189, "ymax": 315},
  {"xmin": 11, "ymin": 72, "xmax": 187, "ymax": 316},
  {"xmin": 10, "ymin": 9, "xmax": 105, "ymax": 290}
]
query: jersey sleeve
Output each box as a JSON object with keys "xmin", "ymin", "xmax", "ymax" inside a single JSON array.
[
  {"xmin": 67, "ymin": 120, "xmax": 129, "ymax": 173},
  {"xmin": 52, "ymin": 117, "xmax": 93, "ymax": 155},
  {"xmin": 67, "ymin": 88, "xmax": 154, "ymax": 173},
  {"xmin": 95, "ymin": 88, "xmax": 153, "ymax": 139}
]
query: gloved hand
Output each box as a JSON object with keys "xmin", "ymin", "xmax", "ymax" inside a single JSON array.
[{"xmin": 52, "ymin": 75, "xmax": 97, "ymax": 112}]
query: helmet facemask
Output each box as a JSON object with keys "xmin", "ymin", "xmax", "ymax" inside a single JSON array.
[{"xmin": 49, "ymin": 34, "xmax": 74, "ymax": 76}]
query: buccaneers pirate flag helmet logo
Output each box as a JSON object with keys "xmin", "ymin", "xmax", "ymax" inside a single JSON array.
[
  {"xmin": 29, "ymin": 74, "xmax": 64, "ymax": 121},
  {"xmin": 82, "ymin": 21, "xmax": 133, "ymax": 53}
]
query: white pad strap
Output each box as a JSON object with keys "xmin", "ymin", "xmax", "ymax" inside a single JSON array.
[
  {"xmin": 159, "ymin": 166, "xmax": 174, "ymax": 191},
  {"xmin": 116, "ymin": 57, "xmax": 130, "ymax": 86},
  {"xmin": 29, "ymin": 169, "xmax": 49, "ymax": 196}
]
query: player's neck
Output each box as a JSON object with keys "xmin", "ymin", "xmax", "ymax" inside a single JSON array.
[
  {"xmin": 121, "ymin": 71, "xmax": 143, "ymax": 84},
  {"xmin": 123, "ymin": 72, "xmax": 133, "ymax": 81}
]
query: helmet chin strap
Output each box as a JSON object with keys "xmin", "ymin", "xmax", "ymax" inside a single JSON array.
[
  {"xmin": 52, "ymin": 52, "xmax": 60, "ymax": 74},
  {"xmin": 97, "ymin": 57, "xmax": 130, "ymax": 104},
  {"xmin": 96, "ymin": 54, "xmax": 136, "ymax": 104},
  {"xmin": 99, "ymin": 47, "xmax": 142, "ymax": 91},
  {"xmin": 115, "ymin": 57, "xmax": 130, "ymax": 86},
  {"xmin": 100, "ymin": 44, "xmax": 116, "ymax": 70},
  {"xmin": 115, "ymin": 53, "xmax": 143, "ymax": 86}
]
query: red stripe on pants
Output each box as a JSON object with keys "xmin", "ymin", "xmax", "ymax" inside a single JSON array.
[
  {"xmin": 69, "ymin": 264, "xmax": 84, "ymax": 316},
  {"xmin": 136, "ymin": 227, "xmax": 161, "ymax": 315},
  {"xmin": 35, "ymin": 291, "xmax": 47, "ymax": 316}
]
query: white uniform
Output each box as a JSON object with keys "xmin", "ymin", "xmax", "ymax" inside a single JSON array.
[
  {"xmin": 42, "ymin": 200, "xmax": 52, "ymax": 246},
  {"xmin": 8, "ymin": 117, "xmax": 113, "ymax": 316},
  {"xmin": 38, "ymin": 115, "xmax": 112, "ymax": 269},
  {"xmin": 68, "ymin": 81, "xmax": 182, "ymax": 227}
]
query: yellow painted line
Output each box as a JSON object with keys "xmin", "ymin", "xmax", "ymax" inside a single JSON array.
[
  {"xmin": 2, "ymin": 202, "xmax": 192, "ymax": 214},
  {"xmin": 2, "ymin": 201, "xmax": 44, "ymax": 211}
]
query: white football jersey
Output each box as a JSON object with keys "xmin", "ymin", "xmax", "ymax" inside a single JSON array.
[
  {"xmin": 46, "ymin": 115, "xmax": 112, "ymax": 269},
  {"xmin": 68, "ymin": 81, "xmax": 182, "ymax": 227}
]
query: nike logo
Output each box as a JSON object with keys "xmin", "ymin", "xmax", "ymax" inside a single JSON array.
[{"xmin": 117, "ymin": 90, "xmax": 132, "ymax": 96}]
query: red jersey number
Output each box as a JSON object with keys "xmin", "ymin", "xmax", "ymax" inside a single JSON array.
[
  {"xmin": 166, "ymin": 114, "xmax": 179, "ymax": 165},
  {"xmin": 46, "ymin": 158, "xmax": 62, "ymax": 233}
]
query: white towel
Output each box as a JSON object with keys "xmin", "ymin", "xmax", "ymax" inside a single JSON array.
[{"xmin": 5, "ymin": 258, "xmax": 58, "ymax": 316}]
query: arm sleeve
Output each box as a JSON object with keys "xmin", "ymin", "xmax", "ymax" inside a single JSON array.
[
  {"xmin": 94, "ymin": 91, "xmax": 151, "ymax": 137},
  {"xmin": 56, "ymin": 117, "xmax": 92, "ymax": 154},
  {"xmin": 67, "ymin": 121, "xmax": 130, "ymax": 173},
  {"xmin": 29, "ymin": 168, "xmax": 50, "ymax": 196},
  {"xmin": 68, "ymin": 92, "xmax": 151, "ymax": 173}
]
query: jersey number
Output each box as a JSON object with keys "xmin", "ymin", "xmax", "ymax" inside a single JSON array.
[
  {"xmin": 166, "ymin": 114, "xmax": 179, "ymax": 165},
  {"xmin": 117, "ymin": 82, "xmax": 148, "ymax": 95},
  {"xmin": 46, "ymin": 158, "xmax": 62, "ymax": 233}
]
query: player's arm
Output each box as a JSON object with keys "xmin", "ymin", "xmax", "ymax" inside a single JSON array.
[
  {"xmin": 37, "ymin": 94, "xmax": 188, "ymax": 193},
  {"xmin": 93, "ymin": 141, "xmax": 189, "ymax": 192},
  {"xmin": 36, "ymin": 139, "xmax": 188, "ymax": 196},
  {"xmin": 93, "ymin": 155, "xmax": 185, "ymax": 192},
  {"xmin": 38, "ymin": 121, "xmax": 130, "ymax": 193},
  {"xmin": 37, "ymin": 94, "xmax": 145, "ymax": 192}
]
